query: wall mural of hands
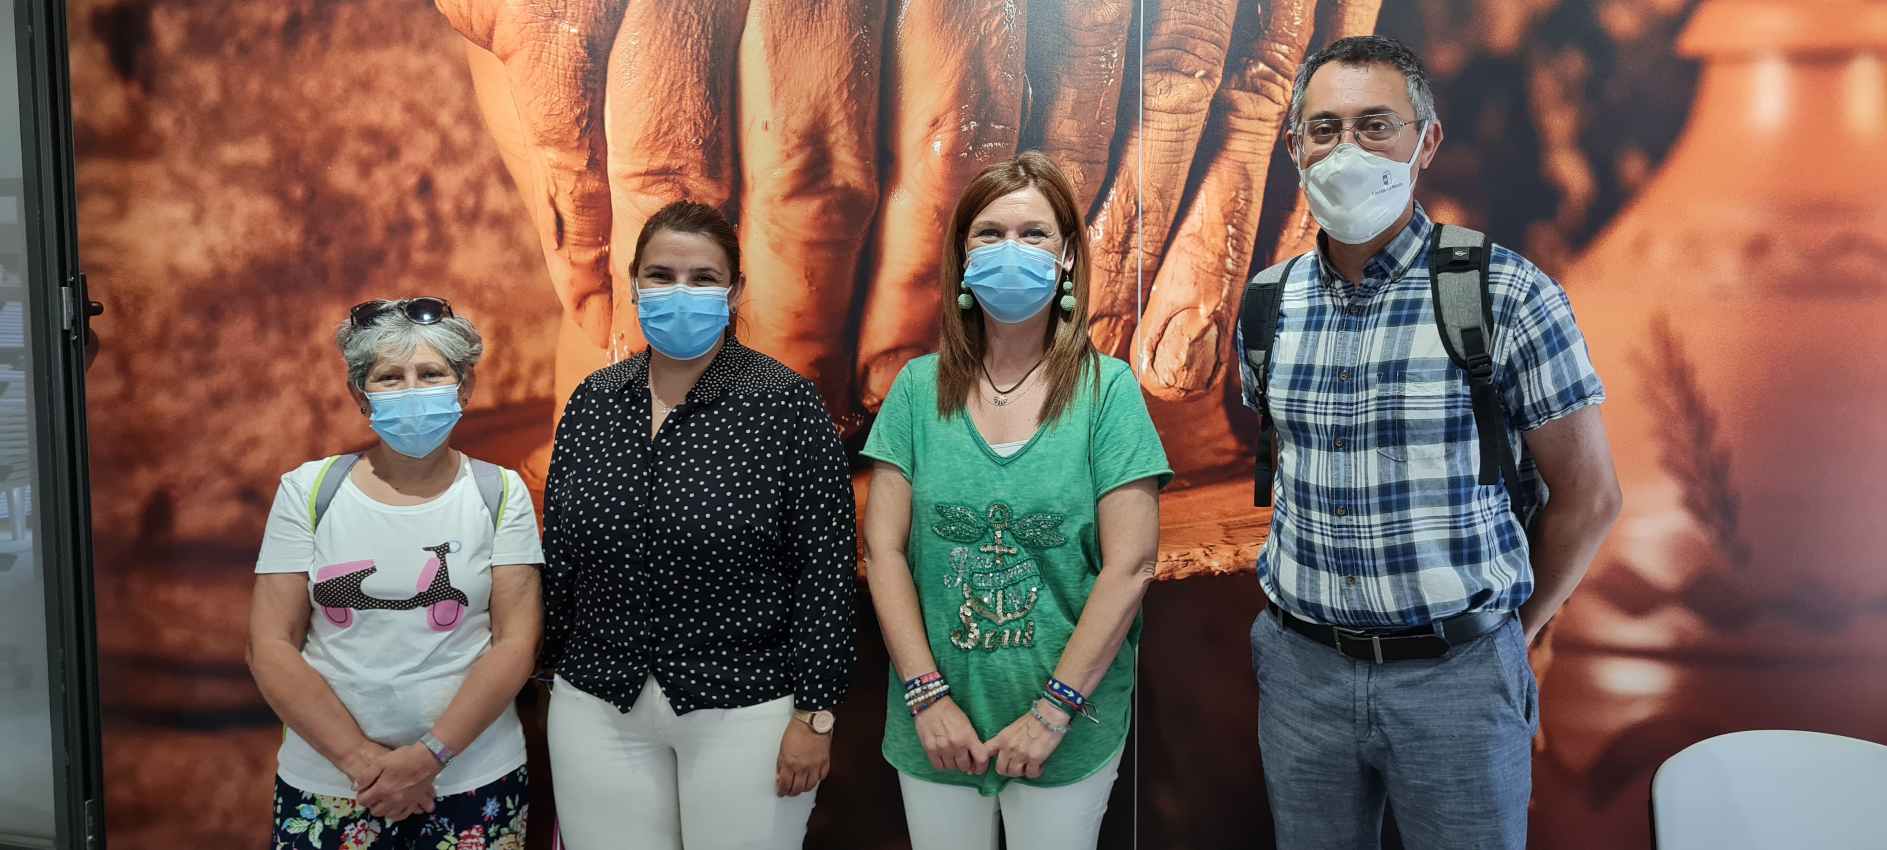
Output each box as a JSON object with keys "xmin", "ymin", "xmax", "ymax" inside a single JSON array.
[{"xmin": 434, "ymin": 0, "xmax": 1385, "ymax": 579}]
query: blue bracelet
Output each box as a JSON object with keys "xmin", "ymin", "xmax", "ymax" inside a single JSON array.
[
  {"xmin": 1045, "ymin": 679, "xmax": 1102, "ymax": 724},
  {"xmin": 1046, "ymin": 677, "xmax": 1087, "ymax": 707}
]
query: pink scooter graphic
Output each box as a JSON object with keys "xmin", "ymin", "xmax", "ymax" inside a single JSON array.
[{"xmin": 312, "ymin": 541, "xmax": 468, "ymax": 632}]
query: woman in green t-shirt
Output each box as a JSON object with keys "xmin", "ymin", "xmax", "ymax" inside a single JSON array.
[{"xmin": 861, "ymin": 152, "xmax": 1172, "ymax": 850}]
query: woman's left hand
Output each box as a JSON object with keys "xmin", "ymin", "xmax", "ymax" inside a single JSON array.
[
  {"xmin": 356, "ymin": 743, "xmax": 444, "ymax": 814},
  {"xmin": 986, "ymin": 700, "xmax": 1069, "ymax": 780},
  {"xmin": 775, "ymin": 719, "xmax": 832, "ymax": 798}
]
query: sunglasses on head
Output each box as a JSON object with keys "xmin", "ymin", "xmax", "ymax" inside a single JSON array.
[{"xmin": 349, "ymin": 297, "xmax": 454, "ymax": 328}]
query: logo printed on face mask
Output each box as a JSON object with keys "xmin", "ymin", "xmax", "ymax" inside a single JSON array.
[
  {"xmin": 637, "ymin": 285, "xmax": 731, "ymax": 360},
  {"xmin": 963, "ymin": 240, "xmax": 1062, "ymax": 324},
  {"xmin": 367, "ymin": 384, "xmax": 462, "ymax": 459},
  {"xmin": 1298, "ymin": 124, "xmax": 1427, "ymax": 246}
]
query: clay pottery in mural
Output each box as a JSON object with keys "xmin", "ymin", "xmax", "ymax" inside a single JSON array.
[{"xmin": 1535, "ymin": 3, "xmax": 1887, "ymax": 847}]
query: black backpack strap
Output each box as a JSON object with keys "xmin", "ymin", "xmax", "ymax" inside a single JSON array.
[
  {"xmin": 1239, "ymin": 255, "xmax": 1303, "ymax": 507},
  {"xmin": 1429, "ymin": 225, "xmax": 1528, "ymax": 511}
]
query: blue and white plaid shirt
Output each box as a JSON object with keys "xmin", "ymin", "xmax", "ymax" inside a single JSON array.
[{"xmin": 1236, "ymin": 205, "xmax": 1605, "ymax": 629}]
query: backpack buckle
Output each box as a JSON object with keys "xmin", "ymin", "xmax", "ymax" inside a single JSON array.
[
  {"xmin": 1438, "ymin": 245, "xmax": 1480, "ymax": 274},
  {"xmin": 1464, "ymin": 351, "xmax": 1496, "ymax": 382}
]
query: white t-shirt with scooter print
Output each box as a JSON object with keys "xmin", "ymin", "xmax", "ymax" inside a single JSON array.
[{"xmin": 256, "ymin": 454, "xmax": 544, "ymax": 797}]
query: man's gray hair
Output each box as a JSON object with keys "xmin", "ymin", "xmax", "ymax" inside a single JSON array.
[
  {"xmin": 336, "ymin": 306, "xmax": 484, "ymax": 391},
  {"xmin": 1287, "ymin": 35, "xmax": 1438, "ymax": 133}
]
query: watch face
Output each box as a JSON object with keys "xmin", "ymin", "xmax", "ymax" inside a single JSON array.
[{"xmin": 811, "ymin": 711, "xmax": 835, "ymax": 734}]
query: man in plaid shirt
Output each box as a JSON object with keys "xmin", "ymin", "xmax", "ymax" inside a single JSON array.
[{"xmin": 1238, "ymin": 36, "xmax": 1622, "ymax": 850}]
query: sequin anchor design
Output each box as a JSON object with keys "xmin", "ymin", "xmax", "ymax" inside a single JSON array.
[
  {"xmin": 311, "ymin": 541, "xmax": 469, "ymax": 632},
  {"xmin": 932, "ymin": 503, "xmax": 1066, "ymax": 652}
]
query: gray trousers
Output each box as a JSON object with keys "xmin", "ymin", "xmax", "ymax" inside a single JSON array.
[{"xmin": 1251, "ymin": 609, "xmax": 1538, "ymax": 850}]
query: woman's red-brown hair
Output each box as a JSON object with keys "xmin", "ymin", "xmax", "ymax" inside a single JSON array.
[
  {"xmin": 629, "ymin": 200, "xmax": 741, "ymax": 281},
  {"xmin": 936, "ymin": 151, "xmax": 1097, "ymax": 423},
  {"xmin": 627, "ymin": 200, "xmax": 745, "ymax": 338}
]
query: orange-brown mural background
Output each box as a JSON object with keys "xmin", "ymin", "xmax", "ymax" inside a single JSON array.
[{"xmin": 70, "ymin": 0, "xmax": 1887, "ymax": 848}]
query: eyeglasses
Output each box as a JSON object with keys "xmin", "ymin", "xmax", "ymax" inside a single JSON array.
[
  {"xmin": 349, "ymin": 297, "xmax": 454, "ymax": 328},
  {"xmin": 1298, "ymin": 112, "xmax": 1419, "ymax": 154}
]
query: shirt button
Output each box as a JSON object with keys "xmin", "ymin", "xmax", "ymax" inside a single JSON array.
[
  {"xmin": 1345, "ymin": 576, "xmax": 1358, "ymax": 587},
  {"xmin": 1333, "ymin": 438, "xmax": 1346, "ymax": 449},
  {"xmin": 1339, "ymin": 370, "xmax": 1353, "ymax": 381},
  {"xmin": 1334, "ymin": 506, "xmax": 1349, "ymax": 517}
]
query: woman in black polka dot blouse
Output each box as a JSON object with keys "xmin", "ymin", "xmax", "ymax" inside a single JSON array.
[{"xmin": 539, "ymin": 201, "xmax": 858, "ymax": 850}]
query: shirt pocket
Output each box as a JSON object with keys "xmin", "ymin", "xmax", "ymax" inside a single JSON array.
[{"xmin": 1373, "ymin": 364, "xmax": 1453, "ymax": 472}]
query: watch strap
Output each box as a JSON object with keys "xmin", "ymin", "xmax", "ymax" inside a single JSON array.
[
  {"xmin": 418, "ymin": 731, "xmax": 457, "ymax": 766},
  {"xmin": 793, "ymin": 709, "xmax": 835, "ymax": 735}
]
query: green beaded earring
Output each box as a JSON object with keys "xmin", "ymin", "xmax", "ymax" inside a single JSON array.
[
  {"xmin": 1059, "ymin": 275, "xmax": 1075, "ymax": 313},
  {"xmin": 958, "ymin": 284, "xmax": 975, "ymax": 310}
]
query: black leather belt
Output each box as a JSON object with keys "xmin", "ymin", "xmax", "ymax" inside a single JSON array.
[{"xmin": 1268, "ymin": 604, "xmax": 1512, "ymax": 663}]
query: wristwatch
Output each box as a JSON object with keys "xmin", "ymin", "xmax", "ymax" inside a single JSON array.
[
  {"xmin": 418, "ymin": 731, "xmax": 458, "ymax": 766},
  {"xmin": 793, "ymin": 709, "xmax": 836, "ymax": 735}
]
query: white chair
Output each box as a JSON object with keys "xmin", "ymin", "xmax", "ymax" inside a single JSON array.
[{"xmin": 1652, "ymin": 729, "xmax": 1887, "ymax": 849}]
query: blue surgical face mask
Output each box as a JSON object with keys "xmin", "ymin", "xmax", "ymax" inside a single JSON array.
[
  {"xmin": 964, "ymin": 240, "xmax": 1061, "ymax": 324},
  {"xmin": 637, "ymin": 285, "xmax": 730, "ymax": 360},
  {"xmin": 366, "ymin": 384, "xmax": 462, "ymax": 459}
]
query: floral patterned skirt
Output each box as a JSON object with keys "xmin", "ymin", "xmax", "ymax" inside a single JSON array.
[{"xmin": 269, "ymin": 765, "xmax": 527, "ymax": 850}]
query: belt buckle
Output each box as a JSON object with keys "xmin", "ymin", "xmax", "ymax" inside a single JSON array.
[{"xmin": 1330, "ymin": 626, "xmax": 1386, "ymax": 664}]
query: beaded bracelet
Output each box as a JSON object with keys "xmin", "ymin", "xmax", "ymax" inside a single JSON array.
[
  {"xmin": 909, "ymin": 687, "xmax": 951, "ymax": 716},
  {"xmin": 903, "ymin": 672, "xmax": 945, "ymax": 698},
  {"xmin": 906, "ymin": 691, "xmax": 949, "ymax": 714},
  {"xmin": 902, "ymin": 671, "xmax": 944, "ymax": 692},
  {"xmin": 906, "ymin": 677, "xmax": 947, "ymax": 696},
  {"xmin": 1030, "ymin": 703, "xmax": 1070, "ymax": 735},
  {"xmin": 904, "ymin": 680, "xmax": 949, "ymax": 706}
]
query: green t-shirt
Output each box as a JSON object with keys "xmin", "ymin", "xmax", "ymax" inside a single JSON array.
[{"xmin": 862, "ymin": 353, "xmax": 1172, "ymax": 794}]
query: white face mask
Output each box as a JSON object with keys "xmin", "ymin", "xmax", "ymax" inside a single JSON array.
[{"xmin": 1298, "ymin": 125, "xmax": 1426, "ymax": 245}]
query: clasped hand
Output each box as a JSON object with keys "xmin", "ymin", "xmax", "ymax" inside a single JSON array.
[
  {"xmin": 345, "ymin": 741, "xmax": 442, "ymax": 822},
  {"xmin": 916, "ymin": 697, "xmax": 1069, "ymax": 780}
]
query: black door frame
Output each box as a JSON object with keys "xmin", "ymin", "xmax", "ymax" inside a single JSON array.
[{"xmin": 9, "ymin": 0, "xmax": 103, "ymax": 848}]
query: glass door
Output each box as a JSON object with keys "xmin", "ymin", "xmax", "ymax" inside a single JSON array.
[{"xmin": 1, "ymin": 0, "xmax": 103, "ymax": 848}]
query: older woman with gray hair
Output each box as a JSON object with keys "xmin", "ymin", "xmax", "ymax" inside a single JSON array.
[{"xmin": 247, "ymin": 297, "xmax": 543, "ymax": 850}]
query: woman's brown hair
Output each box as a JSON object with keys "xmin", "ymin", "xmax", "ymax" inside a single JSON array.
[
  {"xmin": 936, "ymin": 151, "xmax": 1097, "ymax": 423},
  {"xmin": 629, "ymin": 200, "xmax": 741, "ymax": 281}
]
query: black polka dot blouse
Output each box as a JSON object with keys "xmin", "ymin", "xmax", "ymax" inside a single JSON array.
[{"xmin": 540, "ymin": 337, "xmax": 857, "ymax": 714}]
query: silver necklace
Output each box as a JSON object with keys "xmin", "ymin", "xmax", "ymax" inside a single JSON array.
[{"xmin": 980, "ymin": 356, "xmax": 1046, "ymax": 407}]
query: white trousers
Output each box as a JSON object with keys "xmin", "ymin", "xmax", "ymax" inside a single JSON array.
[
  {"xmin": 547, "ymin": 674, "xmax": 815, "ymax": 850},
  {"xmin": 897, "ymin": 748, "xmax": 1124, "ymax": 850}
]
